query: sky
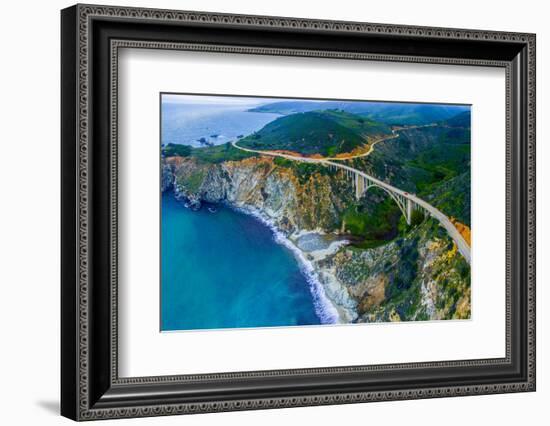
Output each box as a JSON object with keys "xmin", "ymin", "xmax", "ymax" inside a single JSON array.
[{"xmin": 161, "ymin": 94, "xmax": 329, "ymax": 107}]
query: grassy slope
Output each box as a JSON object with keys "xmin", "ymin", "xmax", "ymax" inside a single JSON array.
[
  {"xmin": 401, "ymin": 126, "xmax": 470, "ymax": 224},
  {"xmin": 238, "ymin": 110, "xmax": 390, "ymax": 156},
  {"xmin": 342, "ymin": 189, "xmax": 402, "ymax": 248},
  {"xmin": 425, "ymin": 171, "xmax": 471, "ymax": 225}
]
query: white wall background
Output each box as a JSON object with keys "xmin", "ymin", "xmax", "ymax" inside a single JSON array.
[{"xmin": 0, "ymin": 0, "xmax": 546, "ymax": 424}]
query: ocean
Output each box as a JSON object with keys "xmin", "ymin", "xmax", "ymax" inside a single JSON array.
[
  {"xmin": 161, "ymin": 102, "xmax": 280, "ymax": 148},
  {"xmin": 161, "ymin": 193, "xmax": 327, "ymax": 331}
]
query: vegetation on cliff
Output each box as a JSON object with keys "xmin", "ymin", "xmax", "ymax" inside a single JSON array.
[{"xmin": 341, "ymin": 190, "xmax": 402, "ymax": 248}]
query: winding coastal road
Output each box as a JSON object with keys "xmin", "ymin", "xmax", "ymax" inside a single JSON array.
[
  {"xmin": 232, "ymin": 125, "xmax": 471, "ymax": 264},
  {"xmin": 324, "ymin": 123, "xmax": 436, "ymax": 161}
]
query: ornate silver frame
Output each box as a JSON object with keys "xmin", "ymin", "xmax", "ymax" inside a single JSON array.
[{"xmin": 61, "ymin": 4, "xmax": 536, "ymax": 421}]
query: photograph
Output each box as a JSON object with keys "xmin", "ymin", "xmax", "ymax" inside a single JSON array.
[{"xmin": 160, "ymin": 94, "xmax": 472, "ymax": 331}]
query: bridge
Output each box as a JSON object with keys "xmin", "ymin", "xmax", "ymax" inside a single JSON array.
[
  {"xmin": 334, "ymin": 165, "xmax": 419, "ymax": 225},
  {"xmin": 231, "ymin": 135, "xmax": 470, "ymax": 264}
]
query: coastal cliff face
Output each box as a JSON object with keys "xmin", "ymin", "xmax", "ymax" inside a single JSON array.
[
  {"xmin": 164, "ymin": 156, "xmax": 348, "ymax": 234},
  {"xmin": 162, "ymin": 155, "xmax": 470, "ymax": 323}
]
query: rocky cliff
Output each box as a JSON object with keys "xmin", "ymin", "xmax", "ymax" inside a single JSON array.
[
  {"xmin": 323, "ymin": 219, "xmax": 470, "ymax": 322},
  {"xmin": 163, "ymin": 156, "xmax": 351, "ymax": 234}
]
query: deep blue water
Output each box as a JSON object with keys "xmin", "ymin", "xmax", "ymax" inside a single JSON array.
[
  {"xmin": 161, "ymin": 193, "xmax": 323, "ymax": 331},
  {"xmin": 161, "ymin": 102, "xmax": 280, "ymax": 148}
]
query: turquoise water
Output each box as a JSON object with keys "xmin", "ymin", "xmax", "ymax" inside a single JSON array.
[{"xmin": 161, "ymin": 193, "xmax": 323, "ymax": 331}]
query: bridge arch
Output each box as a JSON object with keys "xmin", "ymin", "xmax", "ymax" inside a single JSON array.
[
  {"xmin": 362, "ymin": 183, "xmax": 411, "ymax": 224},
  {"xmin": 350, "ymin": 171, "xmax": 416, "ymax": 225}
]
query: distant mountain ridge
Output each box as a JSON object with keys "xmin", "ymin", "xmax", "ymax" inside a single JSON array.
[
  {"xmin": 250, "ymin": 100, "xmax": 469, "ymax": 126},
  {"xmin": 441, "ymin": 110, "xmax": 471, "ymax": 128}
]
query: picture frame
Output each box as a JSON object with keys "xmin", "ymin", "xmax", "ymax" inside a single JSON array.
[{"xmin": 61, "ymin": 3, "xmax": 536, "ymax": 421}]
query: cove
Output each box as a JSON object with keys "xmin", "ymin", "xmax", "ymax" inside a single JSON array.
[{"xmin": 161, "ymin": 192, "xmax": 323, "ymax": 331}]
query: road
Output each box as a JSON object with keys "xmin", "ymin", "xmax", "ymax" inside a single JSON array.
[
  {"xmin": 325, "ymin": 123, "xmax": 436, "ymax": 161},
  {"xmin": 231, "ymin": 124, "xmax": 471, "ymax": 264},
  {"xmin": 324, "ymin": 132, "xmax": 398, "ymax": 161}
]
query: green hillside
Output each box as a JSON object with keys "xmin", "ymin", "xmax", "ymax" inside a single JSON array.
[
  {"xmin": 238, "ymin": 110, "xmax": 390, "ymax": 156},
  {"xmin": 349, "ymin": 115, "xmax": 471, "ymax": 225}
]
